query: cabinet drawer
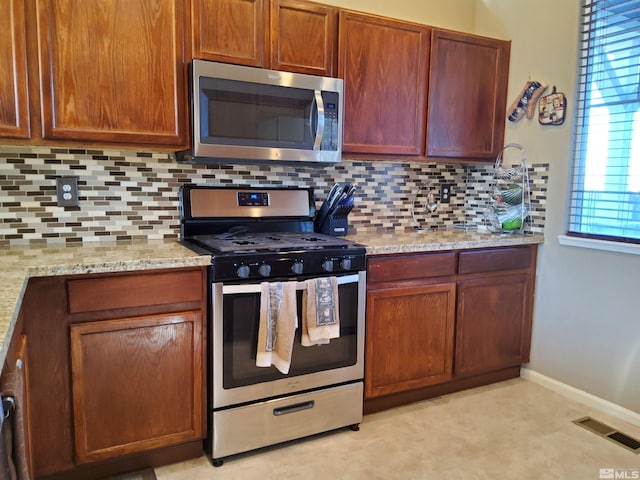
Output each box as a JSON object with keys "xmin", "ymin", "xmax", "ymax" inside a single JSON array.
[
  {"xmin": 367, "ymin": 252, "xmax": 456, "ymax": 283},
  {"xmin": 67, "ymin": 269, "xmax": 204, "ymax": 313},
  {"xmin": 458, "ymin": 247, "xmax": 532, "ymax": 274}
]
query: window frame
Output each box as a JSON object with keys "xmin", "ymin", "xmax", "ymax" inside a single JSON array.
[{"xmin": 565, "ymin": 0, "xmax": 640, "ymax": 252}]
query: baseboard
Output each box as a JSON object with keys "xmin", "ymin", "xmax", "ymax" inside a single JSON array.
[{"xmin": 521, "ymin": 367, "xmax": 640, "ymax": 428}]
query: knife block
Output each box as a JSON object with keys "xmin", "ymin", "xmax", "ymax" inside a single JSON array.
[{"xmin": 318, "ymin": 215, "xmax": 348, "ymax": 236}]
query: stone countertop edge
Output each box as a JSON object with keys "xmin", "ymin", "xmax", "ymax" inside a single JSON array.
[
  {"xmin": 0, "ymin": 231, "xmax": 543, "ymax": 368},
  {"xmin": 347, "ymin": 229, "xmax": 544, "ymax": 255},
  {"xmin": 0, "ymin": 241, "xmax": 212, "ymax": 368}
]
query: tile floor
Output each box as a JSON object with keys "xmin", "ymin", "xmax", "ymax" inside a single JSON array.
[{"xmin": 122, "ymin": 378, "xmax": 640, "ymax": 480}]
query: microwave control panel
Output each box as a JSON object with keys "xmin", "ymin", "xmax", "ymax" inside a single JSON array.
[{"xmin": 321, "ymin": 91, "xmax": 340, "ymax": 152}]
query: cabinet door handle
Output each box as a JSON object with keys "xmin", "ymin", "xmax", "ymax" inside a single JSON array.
[{"xmin": 273, "ymin": 400, "xmax": 315, "ymax": 416}]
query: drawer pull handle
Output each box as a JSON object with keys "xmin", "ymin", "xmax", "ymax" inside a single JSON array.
[{"xmin": 273, "ymin": 400, "xmax": 315, "ymax": 416}]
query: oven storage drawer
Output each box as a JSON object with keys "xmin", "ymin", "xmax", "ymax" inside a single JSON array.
[{"xmin": 212, "ymin": 382, "xmax": 363, "ymax": 459}]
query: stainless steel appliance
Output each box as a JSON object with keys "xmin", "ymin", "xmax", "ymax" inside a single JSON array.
[
  {"xmin": 177, "ymin": 60, "xmax": 344, "ymax": 164},
  {"xmin": 179, "ymin": 185, "xmax": 366, "ymax": 466}
]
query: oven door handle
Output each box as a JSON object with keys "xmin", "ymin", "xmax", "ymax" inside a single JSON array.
[
  {"xmin": 221, "ymin": 274, "xmax": 360, "ymax": 294},
  {"xmin": 273, "ymin": 400, "xmax": 315, "ymax": 416}
]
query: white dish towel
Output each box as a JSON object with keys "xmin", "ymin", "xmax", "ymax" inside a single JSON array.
[
  {"xmin": 302, "ymin": 277, "xmax": 340, "ymax": 346},
  {"xmin": 256, "ymin": 282, "xmax": 298, "ymax": 374}
]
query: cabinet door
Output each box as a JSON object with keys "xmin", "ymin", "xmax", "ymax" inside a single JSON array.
[
  {"xmin": 70, "ymin": 312, "xmax": 203, "ymax": 463},
  {"xmin": 35, "ymin": 0, "xmax": 187, "ymax": 146},
  {"xmin": 193, "ymin": 0, "xmax": 267, "ymax": 66},
  {"xmin": 0, "ymin": 0, "xmax": 30, "ymax": 139},
  {"xmin": 365, "ymin": 283, "xmax": 455, "ymax": 398},
  {"xmin": 1, "ymin": 334, "xmax": 34, "ymax": 479},
  {"xmin": 338, "ymin": 12, "xmax": 429, "ymax": 156},
  {"xmin": 270, "ymin": 0, "xmax": 336, "ymax": 76},
  {"xmin": 455, "ymin": 273, "xmax": 531, "ymax": 377},
  {"xmin": 427, "ymin": 29, "xmax": 510, "ymax": 160}
]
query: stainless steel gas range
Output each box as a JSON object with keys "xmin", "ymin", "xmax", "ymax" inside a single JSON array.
[{"xmin": 179, "ymin": 185, "xmax": 366, "ymax": 466}]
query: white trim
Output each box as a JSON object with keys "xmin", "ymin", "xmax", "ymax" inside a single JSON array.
[
  {"xmin": 557, "ymin": 234, "xmax": 640, "ymax": 255},
  {"xmin": 521, "ymin": 368, "xmax": 640, "ymax": 428}
]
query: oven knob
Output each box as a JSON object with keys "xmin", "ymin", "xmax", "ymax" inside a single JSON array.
[
  {"xmin": 340, "ymin": 258, "xmax": 352, "ymax": 270},
  {"xmin": 258, "ymin": 264, "xmax": 272, "ymax": 277},
  {"xmin": 322, "ymin": 259, "xmax": 334, "ymax": 272},
  {"xmin": 236, "ymin": 265, "xmax": 250, "ymax": 279},
  {"xmin": 291, "ymin": 261, "xmax": 304, "ymax": 275}
]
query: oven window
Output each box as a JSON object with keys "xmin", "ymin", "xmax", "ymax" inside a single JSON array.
[
  {"xmin": 200, "ymin": 78, "xmax": 316, "ymax": 149},
  {"xmin": 222, "ymin": 282, "xmax": 359, "ymax": 389}
]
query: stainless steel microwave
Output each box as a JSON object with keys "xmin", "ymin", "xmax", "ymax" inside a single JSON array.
[{"xmin": 177, "ymin": 60, "xmax": 344, "ymax": 164}]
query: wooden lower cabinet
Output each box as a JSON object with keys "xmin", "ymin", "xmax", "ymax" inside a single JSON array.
[
  {"xmin": 70, "ymin": 311, "xmax": 203, "ymax": 464},
  {"xmin": 20, "ymin": 267, "xmax": 207, "ymax": 479},
  {"xmin": 1, "ymin": 327, "xmax": 34, "ymax": 479},
  {"xmin": 455, "ymin": 273, "xmax": 532, "ymax": 377},
  {"xmin": 365, "ymin": 282, "xmax": 455, "ymax": 397},
  {"xmin": 364, "ymin": 245, "xmax": 537, "ymax": 411}
]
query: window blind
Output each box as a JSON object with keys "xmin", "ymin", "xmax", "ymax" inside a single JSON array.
[{"xmin": 568, "ymin": 0, "xmax": 640, "ymax": 243}]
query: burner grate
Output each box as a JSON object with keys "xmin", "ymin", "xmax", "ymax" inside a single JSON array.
[{"xmin": 193, "ymin": 232, "xmax": 355, "ymax": 254}]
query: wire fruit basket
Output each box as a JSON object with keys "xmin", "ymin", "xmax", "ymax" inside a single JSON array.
[{"xmin": 484, "ymin": 143, "xmax": 532, "ymax": 233}]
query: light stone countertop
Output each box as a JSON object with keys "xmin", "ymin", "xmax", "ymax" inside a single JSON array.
[
  {"xmin": 0, "ymin": 230, "xmax": 543, "ymax": 368},
  {"xmin": 347, "ymin": 228, "xmax": 544, "ymax": 255},
  {"xmin": 0, "ymin": 240, "xmax": 211, "ymax": 367}
]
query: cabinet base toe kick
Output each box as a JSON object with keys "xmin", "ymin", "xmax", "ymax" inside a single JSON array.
[{"xmin": 364, "ymin": 367, "xmax": 522, "ymax": 415}]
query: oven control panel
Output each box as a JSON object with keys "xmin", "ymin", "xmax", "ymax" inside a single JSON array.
[
  {"xmin": 237, "ymin": 191, "xmax": 269, "ymax": 207},
  {"xmin": 212, "ymin": 249, "xmax": 366, "ymax": 282}
]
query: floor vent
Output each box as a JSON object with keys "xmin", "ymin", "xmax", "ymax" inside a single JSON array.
[{"xmin": 573, "ymin": 416, "xmax": 640, "ymax": 454}]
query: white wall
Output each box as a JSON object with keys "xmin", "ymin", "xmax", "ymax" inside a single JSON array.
[
  {"xmin": 475, "ymin": 0, "xmax": 640, "ymax": 413},
  {"xmin": 320, "ymin": 0, "xmax": 476, "ymax": 31}
]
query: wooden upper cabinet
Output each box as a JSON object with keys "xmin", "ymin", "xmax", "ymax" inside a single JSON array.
[
  {"xmin": 427, "ymin": 29, "xmax": 510, "ymax": 160},
  {"xmin": 193, "ymin": 0, "xmax": 267, "ymax": 66},
  {"xmin": 193, "ymin": 0, "xmax": 336, "ymax": 75},
  {"xmin": 0, "ymin": 0, "xmax": 30, "ymax": 139},
  {"xmin": 270, "ymin": 0, "xmax": 336, "ymax": 76},
  {"xmin": 338, "ymin": 11, "xmax": 430, "ymax": 156},
  {"xmin": 34, "ymin": 0, "xmax": 188, "ymax": 147}
]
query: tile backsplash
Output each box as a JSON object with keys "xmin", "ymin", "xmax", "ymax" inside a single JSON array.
[{"xmin": 0, "ymin": 145, "xmax": 547, "ymax": 246}]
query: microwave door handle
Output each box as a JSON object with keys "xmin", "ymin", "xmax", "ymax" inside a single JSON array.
[{"xmin": 312, "ymin": 90, "xmax": 325, "ymax": 151}]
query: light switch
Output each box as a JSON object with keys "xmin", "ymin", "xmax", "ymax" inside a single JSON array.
[{"xmin": 56, "ymin": 176, "xmax": 79, "ymax": 207}]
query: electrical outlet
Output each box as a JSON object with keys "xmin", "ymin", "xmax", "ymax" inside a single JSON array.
[
  {"xmin": 56, "ymin": 176, "xmax": 79, "ymax": 207},
  {"xmin": 440, "ymin": 183, "xmax": 453, "ymax": 203}
]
